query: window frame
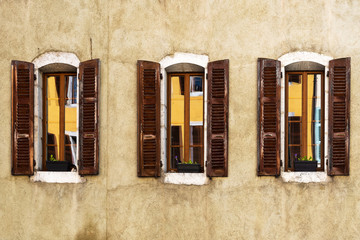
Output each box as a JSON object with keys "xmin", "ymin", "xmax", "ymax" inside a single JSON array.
[
  {"xmin": 166, "ymin": 72, "xmax": 205, "ymax": 172},
  {"xmin": 42, "ymin": 72, "xmax": 78, "ymax": 170},
  {"xmin": 285, "ymin": 71, "xmax": 325, "ymax": 172}
]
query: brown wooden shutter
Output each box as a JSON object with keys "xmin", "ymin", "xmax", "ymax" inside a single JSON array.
[
  {"xmin": 79, "ymin": 59, "xmax": 100, "ymax": 175},
  {"xmin": 207, "ymin": 59, "xmax": 229, "ymax": 177},
  {"xmin": 11, "ymin": 61, "xmax": 34, "ymax": 175},
  {"xmin": 328, "ymin": 57, "xmax": 350, "ymax": 176},
  {"xmin": 137, "ymin": 60, "xmax": 161, "ymax": 177},
  {"xmin": 257, "ymin": 58, "xmax": 281, "ymax": 176}
]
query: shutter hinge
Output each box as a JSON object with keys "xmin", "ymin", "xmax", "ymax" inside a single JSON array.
[
  {"xmin": 326, "ymin": 159, "xmax": 329, "ymax": 166},
  {"xmin": 327, "ymin": 71, "xmax": 329, "ymax": 77},
  {"xmin": 160, "ymin": 73, "xmax": 163, "ymax": 80},
  {"xmin": 280, "ymin": 160, "xmax": 283, "ymax": 167},
  {"xmin": 77, "ymin": 160, "xmax": 80, "ymax": 166},
  {"xmin": 281, "ymin": 72, "xmax": 283, "ymax": 78},
  {"xmin": 34, "ymin": 74, "xmax": 37, "ymax": 81},
  {"xmin": 206, "ymin": 73, "xmax": 208, "ymax": 80}
]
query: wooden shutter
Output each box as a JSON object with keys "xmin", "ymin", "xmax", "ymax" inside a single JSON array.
[
  {"xmin": 257, "ymin": 58, "xmax": 281, "ymax": 176},
  {"xmin": 207, "ymin": 59, "xmax": 229, "ymax": 177},
  {"xmin": 328, "ymin": 57, "xmax": 350, "ymax": 176},
  {"xmin": 11, "ymin": 61, "xmax": 34, "ymax": 175},
  {"xmin": 137, "ymin": 60, "xmax": 161, "ymax": 177},
  {"xmin": 79, "ymin": 59, "xmax": 100, "ymax": 175}
]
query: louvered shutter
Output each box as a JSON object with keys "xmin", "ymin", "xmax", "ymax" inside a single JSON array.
[
  {"xmin": 257, "ymin": 58, "xmax": 281, "ymax": 176},
  {"xmin": 207, "ymin": 60, "xmax": 229, "ymax": 177},
  {"xmin": 11, "ymin": 61, "xmax": 34, "ymax": 175},
  {"xmin": 137, "ymin": 61, "xmax": 161, "ymax": 177},
  {"xmin": 79, "ymin": 59, "xmax": 100, "ymax": 175},
  {"xmin": 328, "ymin": 58, "xmax": 350, "ymax": 176}
]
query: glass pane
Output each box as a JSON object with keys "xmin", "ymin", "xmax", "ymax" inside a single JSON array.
[
  {"xmin": 170, "ymin": 147, "xmax": 182, "ymax": 169},
  {"xmin": 288, "ymin": 74, "xmax": 302, "ymax": 117},
  {"xmin": 65, "ymin": 75, "xmax": 77, "ymax": 105},
  {"xmin": 190, "ymin": 76, "xmax": 203, "ymax": 96},
  {"xmin": 65, "ymin": 135, "xmax": 77, "ymax": 165},
  {"xmin": 288, "ymin": 118, "xmax": 301, "ymax": 145},
  {"xmin": 189, "ymin": 147, "xmax": 202, "ymax": 164},
  {"xmin": 288, "ymin": 146, "xmax": 300, "ymax": 168},
  {"xmin": 307, "ymin": 74, "xmax": 322, "ymax": 164},
  {"xmin": 190, "ymin": 126, "xmax": 202, "ymax": 145},
  {"xmin": 65, "ymin": 75, "xmax": 77, "ymax": 164},
  {"xmin": 170, "ymin": 76, "xmax": 184, "ymax": 166},
  {"xmin": 287, "ymin": 74, "xmax": 302, "ymax": 168},
  {"xmin": 46, "ymin": 76, "xmax": 61, "ymax": 161},
  {"xmin": 189, "ymin": 76, "xmax": 203, "ymax": 125}
]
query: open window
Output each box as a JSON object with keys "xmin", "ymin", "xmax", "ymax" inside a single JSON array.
[
  {"xmin": 11, "ymin": 54, "xmax": 100, "ymax": 177},
  {"xmin": 257, "ymin": 56, "xmax": 350, "ymax": 177},
  {"xmin": 137, "ymin": 55, "xmax": 229, "ymax": 179}
]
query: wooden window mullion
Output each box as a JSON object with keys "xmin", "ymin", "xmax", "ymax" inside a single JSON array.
[{"xmin": 184, "ymin": 74, "xmax": 190, "ymax": 163}]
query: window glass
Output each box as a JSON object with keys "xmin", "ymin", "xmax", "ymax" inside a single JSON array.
[{"xmin": 45, "ymin": 74, "xmax": 77, "ymax": 169}]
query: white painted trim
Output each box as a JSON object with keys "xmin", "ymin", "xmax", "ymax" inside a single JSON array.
[
  {"xmin": 279, "ymin": 52, "xmax": 332, "ymax": 183},
  {"xmin": 33, "ymin": 52, "xmax": 80, "ymax": 69},
  {"xmin": 31, "ymin": 171, "xmax": 85, "ymax": 183},
  {"xmin": 31, "ymin": 52, "xmax": 84, "ymax": 183},
  {"xmin": 163, "ymin": 173, "xmax": 210, "ymax": 185},
  {"xmin": 159, "ymin": 53, "xmax": 209, "ymax": 185}
]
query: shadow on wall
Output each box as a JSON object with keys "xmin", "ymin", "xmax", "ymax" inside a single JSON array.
[{"xmin": 75, "ymin": 221, "xmax": 100, "ymax": 240}]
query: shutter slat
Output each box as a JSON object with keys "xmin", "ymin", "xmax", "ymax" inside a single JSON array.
[
  {"xmin": 328, "ymin": 58, "xmax": 350, "ymax": 176},
  {"xmin": 257, "ymin": 58, "xmax": 281, "ymax": 176},
  {"xmin": 79, "ymin": 59, "xmax": 100, "ymax": 175},
  {"xmin": 207, "ymin": 60, "xmax": 229, "ymax": 177},
  {"xmin": 12, "ymin": 61, "xmax": 34, "ymax": 175},
  {"xmin": 137, "ymin": 61, "xmax": 161, "ymax": 177}
]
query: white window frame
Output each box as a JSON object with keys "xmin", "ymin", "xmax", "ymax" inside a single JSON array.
[
  {"xmin": 160, "ymin": 53, "xmax": 209, "ymax": 185},
  {"xmin": 30, "ymin": 52, "xmax": 84, "ymax": 183},
  {"xmin": 279, "ymin": 52, "xmax": 332, "ymax": 183}
]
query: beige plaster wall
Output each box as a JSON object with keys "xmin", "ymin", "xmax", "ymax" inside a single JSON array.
[{"xmin": 1, "ymin": 0, "xmax": 360, "ymax": 239}]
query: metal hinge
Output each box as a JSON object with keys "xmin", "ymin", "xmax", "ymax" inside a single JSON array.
[
  {"xmin": 327, "ymin": 71, "xmax": 329, "ymax": 77},
  {"xmin": 281, "ymin": 72, "xmax": 283, "ymax": 78},
  {"xmin": 160, "ymin": 73, "xmax": 163, "ymax": 80},
  {"xmin": 206, "ymin": 73, "xmax": 208, "ymax": 80},
  {"xmin": 280, "ymin": 160, "xmax": 283, "ymax": 167},
  {"xmin": 326, "ymin": 159, "xmax": 329, "ymax": 166},
  {"xmin": 34, "ymin": 74, "xmax": 37, "ymax": 81}
]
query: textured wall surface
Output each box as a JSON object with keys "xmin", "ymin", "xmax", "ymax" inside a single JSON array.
[{"xmin": 1, "ymin": 0, "xmax": 360, "ymax": 239}]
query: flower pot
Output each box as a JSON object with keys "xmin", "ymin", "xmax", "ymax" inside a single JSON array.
[
  {"xmin": 177, "ymin": 163, "xmax": 201, "ymax": 173},
  {"xmin": 46, "ymin": 161, "xmax": 71, "ymax": 171},
  {"xmin": 294, "ymin": 160, "xmax": 317, "ymax": 172}
]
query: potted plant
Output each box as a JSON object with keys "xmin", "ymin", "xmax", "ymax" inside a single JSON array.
[
  {"xmin": 176, "ymin": 157, "xmax": 201, "ymax": 173},
  {"xmin": 46, "ymin": 154, "xmax": 71, "ymax": 171},
  {"xmin": 294, "ymin": 155, "xmax": 317, "ymax": 172}
]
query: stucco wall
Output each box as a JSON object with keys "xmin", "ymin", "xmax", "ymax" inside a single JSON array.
[{"xmin": 1, "ymin": 0, "xmax": 360, "ymax": 239}]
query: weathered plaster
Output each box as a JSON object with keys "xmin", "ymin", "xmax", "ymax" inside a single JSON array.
[{"xmin": 1, "ymin": 1, "xmax": 360, "ymax": 239}]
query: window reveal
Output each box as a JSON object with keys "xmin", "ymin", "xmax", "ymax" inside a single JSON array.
[
  {"xmin": 285, "ymin": 72, "xmax": 324, "ymax": 171},
  {"xmin": 168, "ymin": 73, "xmax": 204, "ymax": 172}
]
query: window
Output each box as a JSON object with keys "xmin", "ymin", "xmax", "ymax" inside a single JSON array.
[
  {"xmin": 167, "ymin": 73, "xmax": 204, "ymax": 172},
  {"xmin": 11, "ymin": 56, "xmax": 100, "ymax": 177},
  {"xmin": 43, "ymin": 73, "xmax": 78, "ymax": 171},
  {"xmin": 257, "ymin": 56, "xmax": 350, "ymax": 177},
  {"xmin": 137, "ymin": 57, "xmax": 229, "ymax": 178},
  {"xmin": 285, "ymin": 72, "xmax": 324, "ymax": 171}
]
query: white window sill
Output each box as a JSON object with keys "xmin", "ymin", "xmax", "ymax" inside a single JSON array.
[
  {"xmin": 163, "ymin": 172, "xmax": 209, "ymax": 185},
  {"xmin": 281, "ymin": 171, "xmax": 330, "ymax": 183},
  {"xmin": 30, "ymin": 171, "xmax": 86, "ymax": 183}
]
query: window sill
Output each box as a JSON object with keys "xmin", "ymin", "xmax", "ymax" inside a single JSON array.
[
  {"xmin": 30, "ymin": 171, "xmax": 86, "ymax": 183},
  {"xmin": 163, "ymin": 172, "xmax": 209, "ymax": 185},
  {"xmin": 281, "ymin": 171, "xmax": 330, "ymax": 183}
]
